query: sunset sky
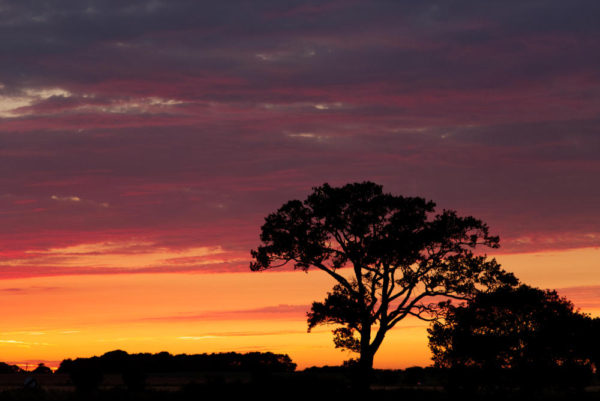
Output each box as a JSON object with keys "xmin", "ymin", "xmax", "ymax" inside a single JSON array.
[{"xmin": 1, "ymin": 0, "xmax": 600, "ymax": 371}]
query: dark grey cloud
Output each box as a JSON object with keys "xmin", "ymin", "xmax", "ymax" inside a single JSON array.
[{"xmin": 1, "ymin": 0, "xmax": 599, "ymax": 93}]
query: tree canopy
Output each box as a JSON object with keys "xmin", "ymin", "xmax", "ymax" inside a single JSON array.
[
  {"xmin": 251, "ymin": 182, "xmax": 517, "ymax": 381},
  {"xmin": 32, "ymin": 363, "xmax": 53, "ymax": 374},
  {"xmin": 428, "ymin": 284, "xmax": 597, "ymax": 393},
  {"xmin": 0, "ymin": 362, "xmax": 22, "ymax": 374},
  {"xmin": 57, "ymin": 350, "xmax": 296, "ymax": 374}
]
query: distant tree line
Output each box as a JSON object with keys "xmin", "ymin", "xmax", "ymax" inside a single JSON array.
[
  {"xmin": 0, "ymin": 362, "xmax": 22, "ymax": 374},
  {"xmin": 0, "ymin": 362, "xmax": 52, "ymax": 374},
  {"xmin": 55, "ymin": 350, "xmax": 296, "ymax": 374}
]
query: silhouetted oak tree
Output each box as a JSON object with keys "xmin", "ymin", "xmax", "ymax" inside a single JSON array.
[
  {"xmin": 250, "ymin": 182, "xmax": 517, "ymax": 386},
  {"xmin": 428, "ymin": 284, "xmax": 595, "ymax": 393}
]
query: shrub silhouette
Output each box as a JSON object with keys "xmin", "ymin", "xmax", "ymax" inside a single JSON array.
[
  {"xmin": 122, "ymin": 369, "xmax": 148, "ymax": 391},
  {"xmin": 70, "ymin": 367, "xmax": 104, "ymax": 394},
  {"xmin": 428, "ymin": 284, "xmax": 595, "ymax": 394},
  {"xmin": 32, "ymin": 363, "xmax": 52, "ymax": 374},
  {"xmin": 403, "ymin": 366, "xmax": 426, "ymax": 386}
]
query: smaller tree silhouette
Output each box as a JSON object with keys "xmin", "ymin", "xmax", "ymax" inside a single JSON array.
[
  {"xmin": 32, "ymin": 363, "xmax": 52, "ymax": 374},
  {"xmin": 428, "ymin": 284, "xmax": 595, "ymax": 394}
]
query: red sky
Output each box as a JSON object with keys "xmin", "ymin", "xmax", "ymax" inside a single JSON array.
[{"xmin": 1, "ymin": 0, "xmax": 600, "ymax": 370}]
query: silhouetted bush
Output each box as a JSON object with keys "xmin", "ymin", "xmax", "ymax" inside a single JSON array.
[
  {"xmin": 403, "ymin": 366, "xmax": 426, "ymax": 386},
  {"xmin": 70, "ymin": 367, "xmax": 104, "ymax": 394},
  {"xmin": 122, "ymin": 369, "xmax": 148, "ymax": 391},
  {"xmin": 31, "ymin": 364, "xmax": 52, "ymax": 374},
  {"xmin": 375, "ymin": 369, "xmax": 401, "ymax": 388}
]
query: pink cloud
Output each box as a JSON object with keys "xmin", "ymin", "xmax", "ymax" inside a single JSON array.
[{"xmin": 140, "ymin": 304, "xmax": 311, "ymax": 323}]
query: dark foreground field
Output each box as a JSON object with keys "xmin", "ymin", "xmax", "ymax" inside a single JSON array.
[{"xmin": 2, "ymin": 372, "xmax": 600, "ymax": 401}]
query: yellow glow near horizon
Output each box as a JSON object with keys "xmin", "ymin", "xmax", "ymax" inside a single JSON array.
[
  {"xmin": 497, "ymin": 247, "xmax": 600, "ymax": 293},
  {"xmin": 1, "ymin": 247, "xmax": 599, "ymax": 370}
]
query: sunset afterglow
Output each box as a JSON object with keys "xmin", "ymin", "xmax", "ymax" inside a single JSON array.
[{"xmin": 1, "ymin": 0, "xmax": 600, "ymax": 372}]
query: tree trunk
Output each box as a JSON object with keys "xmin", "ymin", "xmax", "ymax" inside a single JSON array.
[
  {"xmin": 355, "ymin": 324, "xmax": 374, "ymax": 394},
  {"xmin": 358, "ymin": 350, "xmax": 374, "ymax": 392}
]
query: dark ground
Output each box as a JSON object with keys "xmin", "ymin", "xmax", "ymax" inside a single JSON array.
[{"xmin": 1, "ymin": 372, "xmax": 600, "ymax": 401}]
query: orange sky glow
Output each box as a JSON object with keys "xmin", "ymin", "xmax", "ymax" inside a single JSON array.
[
  {"xmin": 1, "ymin": 0, "xmax": 599, "ymax": 374},
  {"xmin": 2, "ymin": 247, "xmax": 599, "ymax": 371}
]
